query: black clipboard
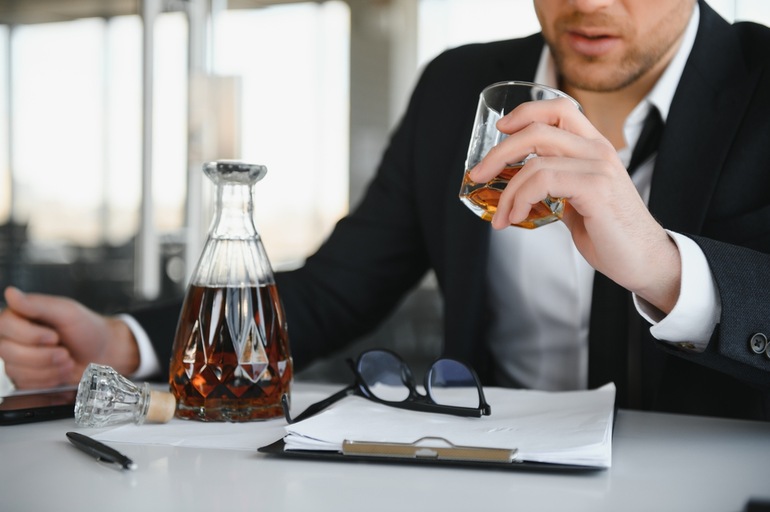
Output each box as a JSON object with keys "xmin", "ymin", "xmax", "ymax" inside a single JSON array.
[{"xmin": 258, "ymin": 436, "xmax": 606, "ymax": 473}]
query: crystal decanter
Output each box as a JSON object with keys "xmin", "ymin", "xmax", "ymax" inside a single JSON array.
[{"xmin": 169, "ymin": 161, "xmax": 293, "ymax": 421}]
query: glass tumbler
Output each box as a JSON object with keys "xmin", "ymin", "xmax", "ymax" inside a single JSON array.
[{"xmin": 459, "ymin": 80, "xmax": 582, "ymax": 229}]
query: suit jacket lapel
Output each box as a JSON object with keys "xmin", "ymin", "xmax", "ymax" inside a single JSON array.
[{"xmin": 649, "ymin": 1, "xmax": 758, "ymax": 230}]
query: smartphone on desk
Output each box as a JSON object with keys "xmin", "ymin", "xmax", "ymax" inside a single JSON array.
[{"xmin": 0, "ymin": 387, "xmax": 77, "ymax": 425}]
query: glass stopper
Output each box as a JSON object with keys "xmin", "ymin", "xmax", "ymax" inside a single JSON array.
[{"xmin": 74, "ymin": 363, "xmax": 176, "ymax": 428}]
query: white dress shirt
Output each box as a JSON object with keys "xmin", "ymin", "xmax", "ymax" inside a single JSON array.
[{"xmin": 487, "ymin": 3, "xmax": 721, "ymax": 391}]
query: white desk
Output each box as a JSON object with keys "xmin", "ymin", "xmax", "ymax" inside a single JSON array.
[{"xmin": 1, "ymin": 382, "xmax": 769, "ymax": 512}]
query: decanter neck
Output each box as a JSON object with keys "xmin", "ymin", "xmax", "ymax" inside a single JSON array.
[{"xmin": 209, "ymin": 181, "xmax": 258, "ymax": 239}]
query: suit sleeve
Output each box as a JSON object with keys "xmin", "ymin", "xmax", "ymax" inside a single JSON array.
[
  {"xmin": 668, "ymin": 235, "xmax": 770, "ymax": 389},
  {"xmin": 128, "ymin": 299, "xmax": 183, "ymax": 379}
]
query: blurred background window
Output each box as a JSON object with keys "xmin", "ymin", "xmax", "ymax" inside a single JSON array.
[{"xmin": 0, "ymin": 1, "xmax": 350, "ymax": 311}]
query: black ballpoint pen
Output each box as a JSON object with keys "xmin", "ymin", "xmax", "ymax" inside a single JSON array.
[{"xmin": 66, "ymin": 431, "xmax": 137, "ymax": 470}]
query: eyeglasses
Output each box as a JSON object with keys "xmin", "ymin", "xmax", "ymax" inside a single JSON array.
[{"xmin": 282, "ymin": 349, "xmax": 491, "ymax": 424}]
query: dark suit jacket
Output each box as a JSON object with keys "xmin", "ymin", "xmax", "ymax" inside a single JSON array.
[{"xmin": 137, "ymin": 1, "xmax": 770, "ymax": 420}]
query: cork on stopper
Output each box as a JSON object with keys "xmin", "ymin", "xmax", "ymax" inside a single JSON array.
[{"xmin": 146, "ymin": 390, "xmax": 177, "ymax": 423}]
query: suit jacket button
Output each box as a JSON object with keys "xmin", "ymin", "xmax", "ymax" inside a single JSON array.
[{"xmin": 749, "ymin": 333, "xmax": 767, "ymax": 355}]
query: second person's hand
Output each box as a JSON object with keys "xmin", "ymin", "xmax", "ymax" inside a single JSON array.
[{"xmin": 0, "ymin": 287, "xmax": 140, "ymax": 389}]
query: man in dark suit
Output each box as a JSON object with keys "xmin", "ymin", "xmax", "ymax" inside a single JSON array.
[{"xmin": 1, "ymin": 0, "xmax": 769, "ymax": 419}]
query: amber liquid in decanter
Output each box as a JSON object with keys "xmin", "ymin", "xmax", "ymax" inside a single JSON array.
[
  {"xmin": 169, "ymin": 160, "xmax": 293, "ymax": 422},
  {"xmin": 170, "ymin": 283, "xmax": 292, "ymax": 421}
]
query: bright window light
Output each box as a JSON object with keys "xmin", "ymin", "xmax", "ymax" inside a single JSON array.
[{"xmin": 4, "ymin": 1, "xmax": 350, "ymax": 273}]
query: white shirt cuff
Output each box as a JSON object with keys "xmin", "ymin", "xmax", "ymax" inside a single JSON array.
[
  {"xmin": 0, "ymin": 358, "xmax": 16, "ymax": 397},
  {"xmin": 117, "ymin": 314, "xmax": 163, "ymax": 380},
  {"xmin": 633, "ymin": 231, "xmax": 721, "ymax": 351}
]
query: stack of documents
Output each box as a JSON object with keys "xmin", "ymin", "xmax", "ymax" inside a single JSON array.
[{"xmin": 283, "ymin": 384, "xmax": 615, "ymax": 468}]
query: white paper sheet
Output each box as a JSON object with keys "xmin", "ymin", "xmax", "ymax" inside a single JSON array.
[
  {"xmin": 284, "ymin": 384, "xmax": 615, "ymax": 467},
  {"xmin": 90, "ymin": 384, "xmax": 614, "ymax": 467},
  {"xmin": 93, "ymin": 417, "xmax": 288, "ymax": 451}
]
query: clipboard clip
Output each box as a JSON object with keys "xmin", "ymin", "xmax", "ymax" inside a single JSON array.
[{"xmin": 342, "ymin": 436, "xmax": 519, "ymax": 463}]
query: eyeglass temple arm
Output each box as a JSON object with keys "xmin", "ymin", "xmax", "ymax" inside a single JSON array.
[{"xmin": 282, "ymin": 385, "xmax": 356, "ymax": 424}]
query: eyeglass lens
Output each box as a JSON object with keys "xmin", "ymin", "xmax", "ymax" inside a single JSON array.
[
  {"xmin": 427, "ymin": 359, "xmax": 480, "ymax": 408},
  {"xmin": 356, "ymin": 350, "xmax": 412, "ymax": 402},
  {"xmin": 356, "ymin": 351, "xmax": 480, "ymax": 409}
]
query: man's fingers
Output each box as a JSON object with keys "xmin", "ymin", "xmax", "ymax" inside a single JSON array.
[
  {"xmin": 496, "ymin": 97, "xmax": 596, "ymax": 138},
  {"xmin": 4, "ymin": 363, "xmax": 74, "ymax": 389},
  {"xmin": 469, "ymin": 122, "xmax": 608, "ymax": 184},
  {"xmin": 0, "ymin": 305, "xmax": 59, "ymax": 346},
  {"xmin": 4, "ymin": 286, "xmax": 75, "ymax": 325},
  {"xmin": 0, "ymin": 341, "xmax": 75, "ymax": 389}
]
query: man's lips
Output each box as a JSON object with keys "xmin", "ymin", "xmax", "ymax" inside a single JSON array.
[{"xmin": 565, "ymin": 30, "xmax": 622, "ymax": 57}]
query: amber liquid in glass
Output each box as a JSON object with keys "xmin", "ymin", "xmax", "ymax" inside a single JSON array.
[
  {"xmin": 459, "ymin": 164, "xmax": 565, "ymax": 229},
  {"xmin": 170, "ymin": 283, "xmax": 293, "ymax": 421}
]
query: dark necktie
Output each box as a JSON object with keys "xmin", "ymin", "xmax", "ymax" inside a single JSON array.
[
  {"xmin": 627, "ymin": 107, "xmax": 664, "ymax": 176},
  {"xmin": 587, "ymin": 107, "xmax": 664, "ymax": 408}
]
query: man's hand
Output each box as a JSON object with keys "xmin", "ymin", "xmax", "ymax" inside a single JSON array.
[
  {"xmin": 468, "ymin": 98, "xmax": 681, "ymax": 313},
  {"xmin": 0, "ymin": 287, "xmax": 140, "ymax": 389}
]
